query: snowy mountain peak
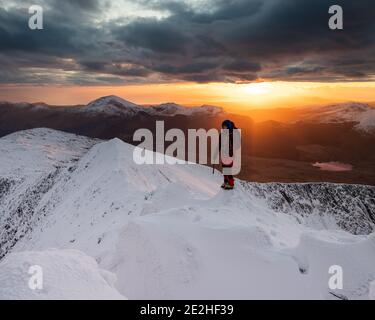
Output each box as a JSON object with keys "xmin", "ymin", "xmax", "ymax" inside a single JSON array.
[
  {"xmin": 86, "ymin": 95, "xmax": 139, "ymax": 109},
  {"xmin": 84, "ymin": 95, "xmax": 141, "ymax": 116}
]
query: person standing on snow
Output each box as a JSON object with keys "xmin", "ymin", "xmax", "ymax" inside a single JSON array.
[{"xmin": 218, "ymin": 119, "xmax": 239, "ymax": 190}]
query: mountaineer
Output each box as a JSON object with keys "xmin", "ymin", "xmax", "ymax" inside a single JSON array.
[{"xmin": 218, "ymin": 119, "xmax": 240, "ymax": 190}]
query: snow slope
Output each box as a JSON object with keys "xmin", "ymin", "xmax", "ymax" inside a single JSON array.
[
  {"xmin": 0, "ymin": 249, "xmax": 125, "ymax": 300},
  {"xmin": 0, "ymin": 129, "xmax": 98, "ymax": 259},
  {"xmin": 297, "ymin": 102, "xmax": 375, "ymax": 133},
  {"xmin": 147, "ymin": 103, "xmax": 223, "ymax": 117},
  {"xmin": 243, "ymin": 182, "xmax": 375, "ymax": 235},
  {"xmin": 370, "ymin": 281, "xmax": 375, "ymax": 300},
  {"xmin": 355, "ymin": 109, "xmax": 375, "ymax": 132},
  {"xmin": 0, "ymin": 128, "xmax": 375, "ymax": 299}
]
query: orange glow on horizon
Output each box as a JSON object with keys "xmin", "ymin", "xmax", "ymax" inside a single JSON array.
[{"xmin": 1, "ymin": 81, "xmax": 375, "ymax": 114}]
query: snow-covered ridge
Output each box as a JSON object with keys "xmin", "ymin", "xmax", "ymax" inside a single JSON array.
[
  {"xmin": 298, "ymin": 102, "xmax": 375, "ymax": 133},
  {"xmin": 0, "ymin": 95, "xmax": 224, "ymax": 117},
  {"xmin": 0, "ymin": 129, "xmax": 98, "ymax": 260},
  {"xmin": 0, "ymin": 128, "xmax": 374, "ymax": 299},
  {"xmin": 147, "ymin": 103, "xmax": 223, "ymax": 116},
  {"xmin": 82, "ymin": 95, "xmax": 223, "ymax": 117},
  {"xmin": 241, "ymin": 182, "xmax": 375, "ymax": 235}
]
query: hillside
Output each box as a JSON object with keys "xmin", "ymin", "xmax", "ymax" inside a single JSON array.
[{"xmin": 0, "ymin": 128, "xmax": 374, "ymax": 299}]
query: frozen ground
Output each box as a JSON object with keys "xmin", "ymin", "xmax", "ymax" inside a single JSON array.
[
  {"xmin": 0, "ymin": 249, "xmax": 126, "ymax": 300},
  {"xmin": 0, "ymin": 128, "xmax": 374, "ymax": 299}
]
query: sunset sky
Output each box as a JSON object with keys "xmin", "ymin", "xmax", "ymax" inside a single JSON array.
[{"xmin": 0, "ymin": 0, "xmax": 374, "ymax": 111}]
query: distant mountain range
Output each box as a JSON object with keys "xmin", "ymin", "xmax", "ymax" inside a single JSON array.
[
  {"xmin": 84, "ymin": 95, "xmax": 223, "ymax": 117},
  {"xmin": 3, "ymin": 95, "xmax": 223, "ymax": 117},
  {"xmin": 249, "ymin": 102, "xmax": 375, "ymax": 133},
  {"xmin": 3, "ymin": 95, "xmax": 375, "ymax": 131},
  {"xmin": 1, "ymin": 96, "xmax": 375, "ymax": 185},
  {"xmin": 293, "ymin": 103, "xmax": 375, "ymax": 133},
  {"xmin": 0, "ymin": 95, "xmax": 252, "ymax": 157}
]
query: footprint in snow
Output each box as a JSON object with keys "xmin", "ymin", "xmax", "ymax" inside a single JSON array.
[
  {"xmin": 193, "ymin": 215, "xmax": 202, "ymax": 223},
  {"xmin": 270, "ymin": 230, "xmax": 278, "ymax": 237}
]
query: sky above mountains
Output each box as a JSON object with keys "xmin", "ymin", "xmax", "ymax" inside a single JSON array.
[{"xmin": 0, "ymin": 0, "xmax": 374, "ymax": 108}]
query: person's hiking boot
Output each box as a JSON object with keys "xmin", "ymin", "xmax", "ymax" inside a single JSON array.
[
  {"xmin": 221, "ymin": 180, "xmax": 229, "ymax": 188},
  {"xmin": 224, "ymin": 182, "xmax": 234, "ymax": 190}
]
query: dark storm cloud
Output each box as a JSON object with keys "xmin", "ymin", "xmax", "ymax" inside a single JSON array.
[
  {"xmin": 0, "ymin": 0, "xmax": 374, "ymax": 84},
  {"xmin": 0, "ymin": 5, "xmax": 100, "ymax": 54},
  {"xmin": 0, "ymin": 2, "xmax": 134, "ymax": 84},
  {"xmin": 80, "ymin": 60, "xmax": 151, "ymax": 77},
  {"xmin": 111, "ymin": 0, "xmax": 375, "ymax": 82},
  {"xmin": 223, "ymin": 61, "xmax": 261, "ymax": 73},
  {"xmin": 56, "ymin": 0, "xmax": 101, "ymax": 11},
  {"xmin": 181, "ymin": 73, "xmax": 228, "ymax": 83},
  {"xmin": 153, "ymin": 61, "xmax": 219, "ymax": 75},
  {"xmin": 114, "ymin": 19, "xmax": 189, "ymax": 54}
]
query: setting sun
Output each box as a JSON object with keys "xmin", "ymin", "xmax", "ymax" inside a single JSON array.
[{"xmin": 240, "ymin": 83, "xmax": 273, "ymax": 96}]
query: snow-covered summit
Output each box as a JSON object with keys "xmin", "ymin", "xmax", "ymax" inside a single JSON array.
[
  {"xmin": 84, "ymin": 95, "xmax": 142, "ymax": 116},
  {"xmin": 87, "ymin": 95, "xmax": 139, "ymax": 109},
  {"xmin": 298, "ymin": 102, "xmax": 375, "ymax": 133},
  {"xmin": 148, "ymin": 103, "xmax": 223, "ymax": 116},
  {"xmin": 0, "ymin": 128, "xmax": 96, "ymax": 179},
  {"xmin": 82, "ymin": 95, "xmax": 223, "ymax": 117},
  {"xmin": 0, "ymin": 128, "xmax": 374, "ymax": 299}
]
